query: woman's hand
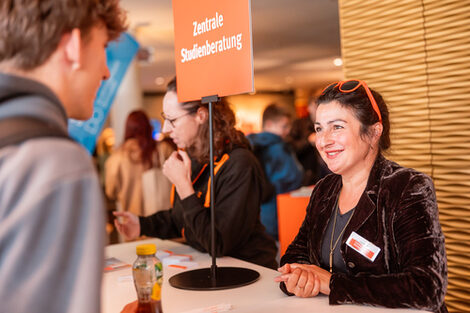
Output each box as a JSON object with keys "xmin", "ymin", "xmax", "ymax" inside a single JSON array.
[
  {"xmin": 113, "ymin": 211, "xmax": 140, "ymax": 241},
  {"xmin": 275, "ymin": 263, "xmax": 332, "ymax": 297},
  {"xmin": 275, "ymin": 263, "xmax": 320, "ymax": 297},
  {"xmin": 162, "ymin": 150, "xmax": 194, "ymax": 199}
]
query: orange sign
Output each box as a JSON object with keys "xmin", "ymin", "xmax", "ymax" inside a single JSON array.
[{"xmin": 172, "ymin": 0, "xmax": 254, "ymax": 102}]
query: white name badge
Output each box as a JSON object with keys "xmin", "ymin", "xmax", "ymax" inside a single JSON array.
[{"xmin": 346, "ymin": 231, "xmax": 381, "ymax": 262}]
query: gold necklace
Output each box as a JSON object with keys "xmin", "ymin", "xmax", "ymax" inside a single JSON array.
[{"xmin": 329, "ymin": 199, "xmax": 354, "ymax": 273}]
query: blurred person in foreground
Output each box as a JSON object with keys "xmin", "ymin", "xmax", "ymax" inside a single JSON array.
[
  {"xmin": 0, "ymin": 1, "xmax": 126, "ymax": 312},
  {"xmin": 114, "ymin": 78, "xmax": 277, "ymax": 269},
  {"xmin": 105, "ymin": 110, "xmax": 174, "ymax": 217},
  {"xmin": 247, "ymin": 103, "xmax": 303, "ymax": 240},
  {"xmin": 275, "ymin": 80, "xmax": 448, "ymax": 313}
]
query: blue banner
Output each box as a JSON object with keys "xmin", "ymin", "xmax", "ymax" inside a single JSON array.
[{"xmin": 68, "ymin": 32, "xmax": 139, "ymax": 154}]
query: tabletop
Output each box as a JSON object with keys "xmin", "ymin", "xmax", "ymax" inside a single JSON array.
[{"xmin": 102, "ymin": 238, "xmax": 426, "ymax": 313}]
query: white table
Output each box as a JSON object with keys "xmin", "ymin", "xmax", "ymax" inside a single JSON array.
[{"xmin": 102, "ymin": 238, "xmax": 426, "ymax": 313}]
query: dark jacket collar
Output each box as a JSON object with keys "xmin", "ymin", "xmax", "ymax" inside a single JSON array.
[
  {"xmin": 296, "ymin": 154, "xmax": 389, "ymax": 264},
  {"xmin": 0, "ymin": 72, "xmax": 68, "ymax": 131},
  {"xmin": 344, "ymin": 154, "xmax": 386, "ymax": 238},
  {"xmin": 0, "ymin": 72, "xmax": 67, "ymax": 120},
  {"xmin": 315, "ymin": 154, "xmax": 387, "ymax": 247},
  {"xmin": 247, "ymin": 131, "xmax": 283, "ymax": 147}
]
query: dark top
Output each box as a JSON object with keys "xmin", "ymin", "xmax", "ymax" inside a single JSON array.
[
  {"xmin": 320, "ymin": 206, "xmax": 354, "ymax": 274},
  {"xmin": 139, "ymin": 147, "xmax": 278, "ymax": 269},
  {"xmin": 280, "ymin": 155, "xmax": 448, "ymax": 313},
  {"xmin": 247, "ymin": 131, "xmax": 303, "ymax": 239}
]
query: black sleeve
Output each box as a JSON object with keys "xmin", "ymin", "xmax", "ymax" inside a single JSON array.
[
  {"xmin": 180, "ymin": 150, "xmax": 264, "ymax": 256},
  {"xmin": 139, "ymin": 210, "xmax": 181, "ymax": 239}
]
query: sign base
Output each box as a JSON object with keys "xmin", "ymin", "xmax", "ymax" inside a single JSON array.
[{"xmin": 169, "ymin": 267, "xmax": 260, "ymax": 290}]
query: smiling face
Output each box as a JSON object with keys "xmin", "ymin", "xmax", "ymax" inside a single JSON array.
[
  {"xmin": 161, "ymin": 90, "xmax": 201, "ymax": 149},
  {"xmin": 315, "ymin": 100, "xmax": 379, "ymax": 179}
]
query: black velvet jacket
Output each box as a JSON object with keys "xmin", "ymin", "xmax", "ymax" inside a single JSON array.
[{"xmin": 281, "ymin": 155, "xmax": 448, "ymax": 313}]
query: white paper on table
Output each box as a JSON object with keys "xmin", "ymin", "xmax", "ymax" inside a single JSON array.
[
  {"xmin": 162, "ymin": 255, "xmax": 192, "ymax": 266},
  {"xmin": 167, "ymin": 261, "xmax": 198, "ymax": 270},
  {"xmin": 180, "ymin": 303, "xmax": 232, "ymax": 313}
]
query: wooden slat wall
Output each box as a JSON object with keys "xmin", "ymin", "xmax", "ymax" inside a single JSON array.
[{"xmin": 338, "ymin": 0, "xmax": 470, "ymax": 312}]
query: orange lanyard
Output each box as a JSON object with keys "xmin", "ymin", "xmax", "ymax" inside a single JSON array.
[
  {"xmin": 192, "ymin": 164, "xmax": 208, "ymax": 184},
  {"xmin": 169, "ymin": 154, "xmax": 229, "ymax": 208}
]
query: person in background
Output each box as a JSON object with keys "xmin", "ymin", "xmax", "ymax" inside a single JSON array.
[
  {"xmin": 114, "ymin": 78, "xmax": 277, "ymax": 270},
  {"xmin": 306, "ymin": 97, "xmax": 330, "ymax": 181},
  {"xmin": 287, "ymin": 97, "xmax": 330, "ymax": 186},
  {"xmin": 275, "ymin": 80, "xmax": 448, "ymax": 313},
  {"xmin": 0, "ymin": 1, "xmax": 126, "ymax": 313},
  {"xmin": 96, "ymin": 127, "xmax": 115, "ymax": 185},
  {"xmin": 105, "ymin": 110, "xmax": 174, "ymax": 217},
  {"xmin": 247, "ymin": 103, "xmax": 303, "ymax": 240}
]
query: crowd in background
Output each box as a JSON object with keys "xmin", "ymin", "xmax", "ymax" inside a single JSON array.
[{"xmin": 98, "ymin": 94, "xmax": 329, "ymax": 245}]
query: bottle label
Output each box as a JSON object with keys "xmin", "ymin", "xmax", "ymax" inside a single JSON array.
[
  {"xmin": 151, "ymin": 282, "xmax": 161, "ymax": 301},
  {"xmin": 155, "ymin": 261, "xmax": 163, "ymax": 285}
]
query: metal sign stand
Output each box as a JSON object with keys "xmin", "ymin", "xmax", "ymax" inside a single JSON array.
[{"xmin": 169, "ymin": 95, "xmax": 260, "ymax": 290}]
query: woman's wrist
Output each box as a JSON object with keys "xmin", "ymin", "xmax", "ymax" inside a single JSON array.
[{"xmin": 176, "ymin": 181, "xmax": 195, "ymax": 199}]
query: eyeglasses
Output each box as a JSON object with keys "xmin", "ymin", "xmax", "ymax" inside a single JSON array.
[
  {"xmin": 161, "ymin": 112, "xmax": 192, "ymax": 128},
  {"xmin": 321, "ymin": 79, "xmax": 382, "ymax": 123}
]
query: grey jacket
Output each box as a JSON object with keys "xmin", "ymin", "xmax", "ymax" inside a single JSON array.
[{"xmin": 0, "ymin": 73, "xmax": 105, "ymax": 313}]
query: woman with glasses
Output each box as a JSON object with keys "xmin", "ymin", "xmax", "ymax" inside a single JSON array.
[
  {"xmin": 275, "ymin": 80, "xmax": 447, "ymax": 312},
  {"xmin": 114, "ymin": 78, "xmax": 277, "ymax": 269}
]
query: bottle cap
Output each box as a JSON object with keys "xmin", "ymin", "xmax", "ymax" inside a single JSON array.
[{"xmin": 136, "ymin": 243, "xmax": 157, "ymax": 255}]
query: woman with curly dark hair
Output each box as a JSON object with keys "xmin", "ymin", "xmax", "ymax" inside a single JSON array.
[
  {"xmin": 114, "ymin": 78, "xmax": 277, "ymax": 269},
  {"xmin": 276, "ymin": 80, "xmax": 447, "ymax": 312}
]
